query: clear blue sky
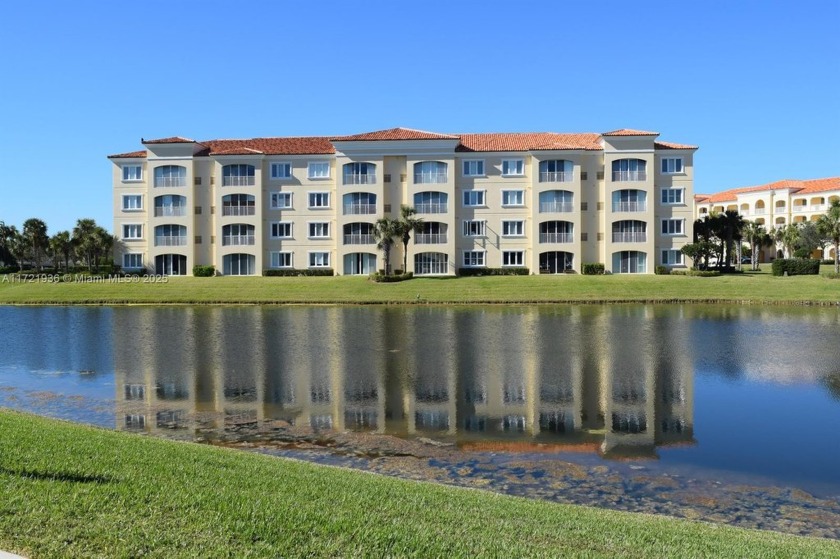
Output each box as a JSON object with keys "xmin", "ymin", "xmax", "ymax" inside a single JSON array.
[{"xmin": 0, "ymin": 0, "xmax": 837, "ymax": 234}]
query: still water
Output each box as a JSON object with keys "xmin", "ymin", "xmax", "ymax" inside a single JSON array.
[{"xmin": 1, "ymin": 305, "xmax": 839, "ymax": 497}]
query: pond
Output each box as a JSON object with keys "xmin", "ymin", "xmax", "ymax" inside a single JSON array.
[{"xmin": 1, "ymin": 304, "xmax": 840, "ymax": 536}]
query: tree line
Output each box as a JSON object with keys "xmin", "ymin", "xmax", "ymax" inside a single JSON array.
[
  {"xmin": 0, "ymin": 218, "xmax": 114, "ymax": 273},
  {"xmin": 681, "ymin": 201, "xmax": 840, "ymax": 273}
]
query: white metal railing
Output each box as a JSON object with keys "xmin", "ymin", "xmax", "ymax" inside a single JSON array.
[
  {"xmin": 539, "ymin": 233, "xmax": 573, "ymax": 243},
  {"xmin": 222, "ymin": 206, "xmax": 256, "ymax": 216},
  {"xmin": 539, "ymin": 202, "xmax": 574, "ymax": 213},
  {"xmin": 222, "ymin": 235, "xmax": 255, "ymax": 246},
  {"xmin": 343, "ymin": 234, "xmax": 375, "ymax": 245},
  {"xmin": 793, "ymin": 205, "xmax": 807, "ymax": 212},
  {"xmin": 415, "ymin": 233, "xmax": 447, "ymax": 244},
  {"xmin": 539, "ymin": 171, "xmax": 572, "ymax": 183},
  {"xmin": 155, "ymin": 236, "xmax": 187, "ymax": 246},
  {"xmin": 811, "ymin": 204, "xmax": 826, "ymax": 212},
  {"xmin": 415, "ymin": 203, "xmax": 448, "ymax": 214},
  {"xmin": 343, "ymin": 174, "xmax": 376, "ymax": 185},
  {"xmin": 154, "ymin": 177, "xmax": 186, "ymax": 187},
  {"xmin": 222, "ymin": 176, "xmax": 255, "ymax": 187},
  {"xmin": 343, "ymin": 203, "xmax": 376, "ymax": 215},
  {"xmin": 612, "ymin": 171, "xmax": 647, "ymax": 182},
  {"xmin": 612, "ymin": 201, "xmax": 646, "ymax": 212},
  {"xmin": 612, "ymin": 232, "xmax": 647, "ymax": 243},
  {"xmin": 753, "ymin": 208, "xmax": 766, "ymax": 215},
  {"xmin": 414, "ymin": 172, "xmax": 448, "ymax": 184},
  {"xmin": 154, "ymin": 207, "xmax": 186, "ymax": 217}
]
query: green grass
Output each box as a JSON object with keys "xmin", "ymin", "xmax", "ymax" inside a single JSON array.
[
  {"xmin": 1, "ymin": 268, "xmax": 839, "ymax": 305},
  {"xmin": 1, "ymin": 410, "xmax": 837, "ymax": 558}
]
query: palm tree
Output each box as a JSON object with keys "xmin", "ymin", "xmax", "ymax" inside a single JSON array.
[
  {"xmin": 22, "ymin": 218, "xmax": 49, "ymax": 272},
  {"xmin": 373, "ymin": 217, "xmax": 401, "ymax": 275},
  {"xmin": 721, "ymin": 210, "xmax": 744, "ymax": 270},
  {"xmin": 817, "ymin": 200, "xmax": 840, "ymax": 273},
  {"xmin": 0, "ymin": 221, "xmax": 17, "ymax": 267},
  {"xmin": 774, "ymin": 224, "xmax": 800, "ymax": 259},
  {"xmin": 72, "ymin": 218, "xmax": 99, "ymax": 272},
  {"xmin": 741, "ymin": 221, "xmax": 772, "ymax": 271},
  {"xmin": 50, "ymin": 231, "xmax": 74, "ymax": 272},
  {"xmin": 396, "ymin": 205, "xmax": 424, "ymax": 274},
  {"xmin": 92, "ymin": 227, "xmax": 115, "ymax": 272}
]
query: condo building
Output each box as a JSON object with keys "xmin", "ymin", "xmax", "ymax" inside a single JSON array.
[
  {"xmin": 110, "ymin": 127, "xmax": 697, "ymax": 276},
  {"xmin": 695, "ymin": 177, "xmax": 840, "ymax": 261}
]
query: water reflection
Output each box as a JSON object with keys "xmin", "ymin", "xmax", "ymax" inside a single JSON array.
[{"xmin": 112, "ymin": 306, "xmax": 698, "ymax": 459}]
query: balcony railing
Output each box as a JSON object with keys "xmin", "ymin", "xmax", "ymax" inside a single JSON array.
[
  {"xmin": 793, "ymin": 205, "xmax": 807, "ymax": 212},
  {"xmin": 155, "ymin": 236, "xmax": 187, "ymax": 246},
  {"xmin": 539, "ymin": 233, "xmax": 573, "ymax": 243},
  {"xmin": 612, "ymin": 201, "xmax": 647, "ymax": 212},
  {"xmin": 222, "ymin": 176, "xmax": 255, "ymax": 187},
  {"xmin": 222, "ymin": 206, "xmax": 256, "ymax": 216},
  {"xmin": 612, "ymin": 171, "xmax": 647, "ymax": 182},
  {"xmin": 154, "ymin": 177, "xmax": 186, "ymax": 187},
  {"xmin": 753, "ymin": 208, "xmax": 766, "ymax": 215},
  {"xmin": 343, "ymin": 203, "xmax": 376, "ymax": 215},
  {"xmin": 414, "ymin": 172, "xmax": 448, "ymax": 184},
  {"xmin": 154, "ymin": 206, "xmax": 187, "ymax": 217},
  {"xmin": 222, "ymin": 235, "xmax": 255, "ymax": 246},
  {"xmin": 415, "ymin": 203, "xmax": 448, "ymax": 214},
  {"xmin": 612, "ymin": 232, "xmax": 647, "ymax": 243},
  {"xmin": 811, "ymin": 204, "xmax": 826, "ymax": 212},
  {"xmin": 343, "ymin": 234, "xmax": 375, "ymax": 245},
  {"xmin": 343, "ymin": 174, "xmax": 376, "ymax": 185},
  {"xmin": 415, "ymin": 233, "xmax": 447, "ymax": 244},
  {"xmin": 539, "ymin": 171, "xmax": 572, "ymax": 183},
  {"xmin": 539, "ymin": 202, "xmax": 573, "ymax": 213}
]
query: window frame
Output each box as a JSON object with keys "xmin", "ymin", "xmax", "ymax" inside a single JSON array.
[
  {"xmin": 462, "ymin": 250, "xmax": 486, "ymax": 268},
  {"xmin": 661, "ymin": 249, "xmax": 684, "ymax": 266},
  {"xmin": 462, "ymin": 159, "xmax": 485, "ymax": 177},
  {"xmin": 308, "ymin": 251, "xmax": 331, "ymax": 268},
  {"xmin": 660, "ymin": 187, "xmax": 685, "ymax": 205},
  {"xmin": 661, "ymin": 157, "xmax": 684, "ymax": 175},
  {"xmin": 307, "ymin": 221, "xmax": 330, "ymax": 239},
  {"xmin": 122, "ymin": 223, "xmax": 143, "ymax": 240},
  {"xmin": 270, "ymin": 251, "xmax": 294, "ymax": 268},
  {"xmin": 270, "ymin": 221, "xmax": 293, "ymax": 239},
  {"xmin": 270, "ymin": 162, "xmax": 292, "ymax": 179},
  {"xmin": 501, "ymin": 189, "xmax": 524, "ymax": 207},
  {"xmin": 270, "ymin": 192, "xmax": 293, "ymax": 209},
  {"xmin": 462, "ymin": 190, "xmax": 486, "ymax": 207},
  {"xmin": 122, "ymin": 165, "xmax": 143, "ymax": 182},
  {"xmin": 501, "ymin": 159, "xmax": 525, "ymax": 177},
  {"xmin": 501, "ymin": 220, "xmax": 525, "ymax": 237},
  {"xmin": 660, "ymin": 218, "xmax": 685, "ymax": 236},
  {"xmin": 122, "ymin": 194, "xmax": 143, "ymax": 211},
  {"xmin": 122, "ymin": 253, "xmax": 143, "ymax": 269},
  {"xmin": 462, "ymin": 220, "xmax": 486, "ymax": 237},
  {"xmin": 307, "ymin": 191, "xmax": 331, "ymax": 209},
  {"xmin": 307, "ymin": 161, "xmax": 331, "ymax": 179},
  {"xmin": 502, "ymin": 250, "xmax": 525, "ymax": 267}
]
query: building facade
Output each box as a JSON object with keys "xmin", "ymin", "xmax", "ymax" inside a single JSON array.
[
  {"xmin": 695, "ymin": 177, "xmax": 840, "ymax": 261},
  {"xmin": 110, "ymin": 127, "xmax": 697, "ymax": 276}
]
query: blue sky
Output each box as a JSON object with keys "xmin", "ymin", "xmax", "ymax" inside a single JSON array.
[{"xmin": 0, "ymin": 0, "xmax": 837, "ymax": 233}]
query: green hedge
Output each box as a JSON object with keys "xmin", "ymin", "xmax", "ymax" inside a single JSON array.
[
  {"xmin": 771, "ymin": 259, "xmax": 821, "ymax": 276},
  {"xmin": 581, "ymin": 263, "xmax": 605, "ymax": 275},
  {"xmin": 671, "ymin": 270, "xmax": 721, "ymax": 277},
  {"xmin": 192, "ymin": 265, "xmax": 215, "ymax": 277},
  {"xmin": 458, "ymin": 267, "xmax": 530, "ymax": 277},
  {"xmin": 370, "ymin": 272, "xmax": 414, "ymax": 283},
  {"xmin": 263, "ymin": 269, "xmax": 335, "ymax": 277},
  {"xmin": 654, "ymin": 266, "xmax": 670, "ymax": 275}
]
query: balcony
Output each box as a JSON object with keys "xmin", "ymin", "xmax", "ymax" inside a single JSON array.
[
  {"xmin": 539, "ymin": 233, "xmax": 573, "ymax": 243},
  {"xmin": 154, "ymin": 207, "xmax": 187, "ymax": 217},
  {"xmin": 154, "ymin": 177, "xmax": 186, "ymax": 187},
  {"xmin": 414, "ymin": 172, "xmax": 447, "ymax": 184},
  {"xmin": 539, "ymin": 202, "xmax": 573, "ymax": 213},
  {"xmin": 222, "ymin": 176, "xmax": 255, "ymax": 187},
  {"xmin": 155, "ymin": 236, "xmax": 187, "ymax": 247},
  {"xmin": 415, "ymin": 233, "xmax": 448, "ymax": 244},
  {"xmin": 343, "ymin": 234, "xmax": 375, "ymax": 245},
  {"xmin": 612, "ymin": 171, "xmax": 647, "ymax": 182},
  {"xmin": 415, "ymin": 203, "xmax": 448, "ymax": 214},
  {"xmin": 612, "ymin": 202, "xmax": 647, "ymax": 212},
  {"xmin": 343, "ymin": 203, "xmax": 376, "ymax": 215},
  {"xmin": 343, "ymin": 174, "xmax": 376, "ymax": 185},
  {"xmin": 612, "ymin": 232, "xmax": 647, "ymax": 243},
  {"xmin": 222, "ymin": 235, "xmax": 255, "ymax": 246},
  {"xmin": 222, "ymin": 206, "xmax": 256, "ymax": 216},
  {"xmin": 753, "ymin": 208, "xmax": 767, "ymax": 215},
  {"xmin": 539, "ymin": 171, "xmax": 572, "ymax": 183}
]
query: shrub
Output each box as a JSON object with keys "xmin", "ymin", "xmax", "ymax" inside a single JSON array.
[
  {"xmin": 821, "ymin": 259, "xmax": 834, "ymax": 266},
  {"xmin": 458, "ymin": 267, "xmax": 530, "ymax": 277},
  {"xmin": 370, "ymin": 272, "xmax": 413, "ymax": 283},
  {"xmin": 825, "ymin": 272, "xmax": 840, "ymax": 280},
  {"xmin": 771, "ymin": 258, "xmax": 820, "ymax": 276},
  {"xmin": 192, "ymin": 265, "xmax": 215, "ymax": 277},
  {"xmin": 263, "ymin": 269, "xmax": 334, "ymax": 277},
  {"xmin": 654, "ymin": 266, "xmax": 671, "ymax": 275},
  {"xmin": 793, "ymin": 248, "xmax": 811, "ymax": 259},
  {"xmin": 671, "ymin": 269, "xmax": 721, "ymax": 277},
  {"xmin": 581, "ymin": 263, "xmax": 605, "ymax": 275}
]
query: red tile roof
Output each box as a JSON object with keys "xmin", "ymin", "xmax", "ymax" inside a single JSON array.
[
  {"xmin": 107, "ymin": 150, "xmax": 147, "ymax": 159},
  {"xmin": 698, "ymin": 177, "xmax": 840, "ymax": 204},
  {"xmin": 199, "ymin": 138, "xmax": 335, "ymax": 156},
  {"xmin": 332, "ymin": 127, "xmax": 459, "ymax": 141},
  {"xmin": 142, "ymin": 136, "xmax": 195, "ymax": 144},
  {"xmin": 602, "ymin": 128, "xmax": 659, "ymax": 136},
  {"xmin": 655, "ymin": 140, "xmax": 698, "ymax": 150},
  {"xmin": 799, "ymin": 177, "xmax": 840, "ymax": 194},
  {"xmin": 457, "ymin": 132, "xmax": 603, "ymax": 152}
]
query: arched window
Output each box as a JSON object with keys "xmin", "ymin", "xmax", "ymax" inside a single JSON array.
[
  {"xmin": 414, "ymin": 161, "xmax": 447, "ymax": 184},
  {"xmin": 612, "ymin": 190, "xmax": 646, "ymax": 212},
  {"xmin": 612, "ymin": 220, "xmax": 647, "ymax": 243},
  {"xmin": 414, "ymin": 191, "xmax": 448, "ymax": 213},
  {"xmin": 222, "ymin": 224, "xmax": 255, "ymax": 245},
  {"xmin": 154, "ymin": 165, "xmax": 187, "ymax": 187},
  {"xmin": 538, "ymin": 160, "xmax": 573, "ymax": 182},
  {"xmin": 222, "ymin": 194, "xmax": 256, "ymax": 216},
  {"xmin": 611, "ymin": 159, "xmax": 647, "ymax": 181},
  {"xmin": 154, "ymin": 195, "xmax": 187, "ymax": 217},
  {"xmin": 343, "ymin": 162, "xmax": 376, "ymax": 184},
  {"xmin": 539, "ymin": 190, "xmax": 574, "ymax": 213},
  {"xmin": 539, "ymin": 221, "xmax": 573, "ymax": 243},
  {"xmin": 154, "ymin": 224, "xmax": 187, "ymax": 246},
  {"xmin": 343, "ymin": 192, "xmax": 377, "ymax": 214},
  {"xmin": 222, "ymin": 164, "xmax": 255, "ymax": 186}
]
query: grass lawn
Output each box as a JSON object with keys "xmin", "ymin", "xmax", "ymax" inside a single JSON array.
[
  {"xmin": 1, "ymin": 410, "xmax": 838, "ymax": 558},
  {"xmin": 0, "ymin": 268, "xmax": 839, "ymax": 305}
]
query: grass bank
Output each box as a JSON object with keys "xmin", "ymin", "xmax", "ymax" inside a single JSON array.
[
  {"xmin": 0, "ymin": 269, "xmax": 839, "ymax": 306},
  {"xmin": 1, "ymin": 410, "xmax": 837, "ymax": 558}
]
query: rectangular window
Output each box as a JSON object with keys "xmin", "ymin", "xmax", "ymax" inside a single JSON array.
[
  {"xmin": 502, "ymin": 190, "xmax": 524, "ymax": 206},
  {"xmin": 661, "ymin": 249, "xmax": 684, "ymax": 265},
  {"xmin": 271, "ymin": 162, "xmax": 292, "ymax": 179},
  {"xmin": 463, "ymin": 251, "xmax": 485, "ymax": 267},
  {"xmin": 308, "ymin": 222, "xmax": 330, "ymax": 238},
  {"xmin": 308, "ymin": 162, "xmax": 330, "ymax": 179},
  {"xmin": 661, "ymin": 219, "xmax": 685, "ymax": 235},
  {"xmin": 502, "ymin": 220, "xmax": 524, "ymax": 237},
  {"xmin": 309, "ymin": 252, "xmax": 330, "ymax": 267},
  {"xmin": 501, "ymin": 159, "xmax": 524, "ymax": 176},
  {"xmin": 502, "ymin": 251, "xmax": 524, "ymax": 267},
  {"xmin": 270, "ymin": 251, "xmax": 293, "ymax": 268},
  {"xmin": 308, "ymin": 192, "xmax": 330, "ymax": 208},
  {"xmin": 462, "ymin": 190, "xmax": 486, "ymax": 206},
  {"xmin": 661, "ymin": 157, "xmax": 684, "ymax": 174},
  {"xmin": 270, "ymin": 222, "xmax": 292, "ymax": 238},
  {"xmin": 123, "ymin": 253, "xmax": 143, "ymax": 269},
  {"xmin": 122, "ymin": 165, "xmax": 142, "ymax": 181},
  {"xmin": 463, "ymin": 220, "xmax": 486, "ymax": 237},
  {"xmin": 122, "ymin": 195, "xmax": 142, "ymax": 210},
  {"xmin": 661, "ymin": 188, "xmax": 684, "ymax": 204},
  {"xmin": 122, "ymin": 224, "xmax": 142, "ymax": 239},
  {"xmin": 270, "ymin": 192, "xmax": 292, "ymax": 209},
  {"xmin": 463, "ymin": 160, "xmax": 484, "ymax": 177}
]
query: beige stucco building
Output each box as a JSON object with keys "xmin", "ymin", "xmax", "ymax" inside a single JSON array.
[{"xmin": 110, "ymin": 127, "xmax": 697, "ymax": 275}]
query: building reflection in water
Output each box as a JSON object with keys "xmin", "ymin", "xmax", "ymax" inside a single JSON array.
[{"xmin": 114, "ymin": 306, "xmax": 695, "ymax": 458}]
